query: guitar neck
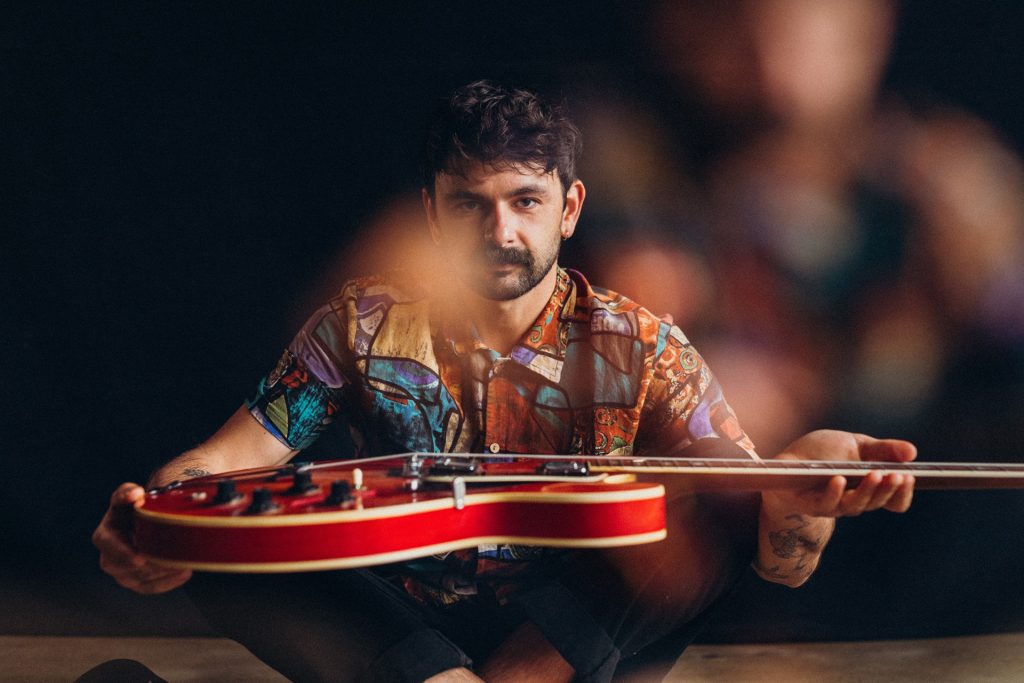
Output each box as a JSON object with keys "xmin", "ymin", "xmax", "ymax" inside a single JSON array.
[
  {"xmin": 584, "ymin": 457, "xmax": 1024, "ymax": 491},
  {"xmin": 278, "ymin": 453, "xmax": 1024, "ymax": 492}
]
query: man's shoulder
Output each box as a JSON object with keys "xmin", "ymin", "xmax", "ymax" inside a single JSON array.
[
  {"xmin": 333, "ymin": 271, "xmax": 430, "ymax": 305},
  {"xmin": 313, "ymin": 271, "xmax": 434, "ymax": 341},
  {"xmin": 304, "ymin": 271, "xmax": 435, "ymax": 360},
  {"xmin": 567, "ymin": 269, "xmax": 687, "ymax": 345}
]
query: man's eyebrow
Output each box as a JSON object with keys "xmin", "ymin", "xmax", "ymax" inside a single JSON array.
[
  {"xmin": 508, "ymin": 184, "xmax": 550, "ymax": 197},
  {"xmin": 443, "ymin": 189, "xmax": 484, "ymax": 201}
]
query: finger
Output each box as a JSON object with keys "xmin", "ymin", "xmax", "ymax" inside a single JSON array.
[
  {"xmin": 119, "ymin": 567, "xmax": 193, "ymax": 595},
  {"xmin": 837, "ymin": 470, "xmax": 884, "ymax": 516},
  {"xmin": 94, "ymin": 483, "xmax": 148, "ymax": 571},
  {"xmin": 861, "ymin": 472, "xmax": 905, "ymax": 511},
  {"xmin": 101, "ymin": 548, "xmax": 190, "ymax": 583},
  {"xmin": 102, "ymin": 483, "xmax": 147, "ymax": 533},
  {"xmin": 93, "ymin": 523, "xmax": 146, "ymax": 569},
  {"xmin": 112, "ymin": 481, "xmax": 147, "ymax": 504},
  {"xmin": 883, "ymin": 475, "xmax": 915, "ymax": 513},
  {"xmin": 817, "ymin": 475, "xmax": 846, "ymax": 513},
  {"xmin": 852, "ymin": 435, "xmax": 918, "ymax": 463},
  {"xmin": 132, "ymin": 564, "xmax": 192, "ymax": 587},
  {"xmin": 793, "ymin": 475, "xmax": 845, "ymax": 516},
  {"xmin": 94, "ymin": 519, "xmax": 143, "ymax": 564},
  {"xmin": 100, "ymin": 550, "xmax": 179, "ymax": 580}
]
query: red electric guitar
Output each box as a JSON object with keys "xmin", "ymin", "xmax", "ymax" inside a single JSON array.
[{"xmin": 134, "ymin": 453, "xmax": 1024, "ymax": 573}]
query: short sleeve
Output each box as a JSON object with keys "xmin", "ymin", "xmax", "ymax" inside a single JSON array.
[
  {"xmin": 639, "ymin": 323, "xmax": 758, "ymax": 459},
  {"xmin": 248, "ymin": 302, "xmax": 352, "ymax": 450}
]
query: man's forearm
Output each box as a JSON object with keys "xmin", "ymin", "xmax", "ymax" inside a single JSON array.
[
  {"xmin": 753, "ymin": 501, "xmax": 835, "ymax": 587},
  {"xmin": 146, "ymin": 445, "xmax": 223, "ymax": 488},
  {"xmin": 145, "ymin": 405, "xmax": 297, "ymax": 489}
]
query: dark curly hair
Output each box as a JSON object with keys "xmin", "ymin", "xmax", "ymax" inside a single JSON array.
[{"xmin": 421, "ymin": 80, "xmax": 582, "ymax": 197}]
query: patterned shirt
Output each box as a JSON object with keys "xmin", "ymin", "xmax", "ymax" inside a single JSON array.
[{"xmin": 249, "ymin": 267, "xmax": 756, "ymax": 603}]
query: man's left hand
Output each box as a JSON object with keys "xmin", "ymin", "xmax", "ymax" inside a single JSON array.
[{"xmin": 762, "ymin": 429, "xmax": 917, "ymax": 518}]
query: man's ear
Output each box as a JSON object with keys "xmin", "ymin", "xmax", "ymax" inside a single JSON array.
[
  {"xmin": 560, "ymin": 179, "xmax": 586, "ymax": 240},
  {"xmin": 422, "ymin": 187, "xmax": 442, "ymax": 245}
]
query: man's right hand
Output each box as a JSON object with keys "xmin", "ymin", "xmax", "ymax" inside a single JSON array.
[{"xmin": 93, "ymin": 482, "xmax": 193, "ymax": 594}]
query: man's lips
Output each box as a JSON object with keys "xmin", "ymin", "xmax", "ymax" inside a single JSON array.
[
  {"xmin": 481, "ymin": 264, "xmax": 520, "ymax": 280},
  {"xmin": 480, "ymin": 246, "xmax": 531, "ymax": 267}
]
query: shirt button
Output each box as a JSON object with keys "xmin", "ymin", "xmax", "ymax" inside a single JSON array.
[{"xmin": 488, "ymin": 442, "xmax": 501, "ymax": 454}]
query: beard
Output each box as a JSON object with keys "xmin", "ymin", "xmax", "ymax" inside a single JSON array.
[{"xmin": 467, "ymin": 239, "xmax": 560, "ymax": 301}]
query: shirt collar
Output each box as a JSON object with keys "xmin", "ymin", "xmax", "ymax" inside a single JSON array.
[{"xmin": 439, "ymin": 268, "xmax": 575, "ymax": 383}]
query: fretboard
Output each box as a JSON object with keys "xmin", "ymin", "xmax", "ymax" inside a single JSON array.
[{"xmin": 585, "ymin": 457, "xmax": 1024, "ymax": 490}]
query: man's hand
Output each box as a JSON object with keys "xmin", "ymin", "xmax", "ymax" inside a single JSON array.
[
  {"xmin": 763, "ymin": 429, "xmax": 917, "ymax": 518},
  {"xmin": 94, "ymin": 405, "xmax": 294, "ymax": 594},
  {"xmin": 92, "ymin": 483, "xmax": 193, "ymax": 594},
  {"xmin": 754, "ymin": 429, "xmax": 917, "ymax": 587}
]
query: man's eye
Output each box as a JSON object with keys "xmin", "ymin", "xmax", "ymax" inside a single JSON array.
[
  {"xmin": 457, "ymin": 201, "xmax": 480, "ymax": 211},
  {"xmin": 516, "ymin": 198, "xmax": 539, "ymax": 208}
]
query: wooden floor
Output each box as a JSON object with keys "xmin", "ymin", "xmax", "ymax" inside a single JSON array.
[
  {"xmin": 2, "ymin": 637, "xmax": 287, "ymax": 683},
  {"xmin": 664, "ymin": 632, "xmax": 1024, "ymax": 682},
  {"xmin": 4, "ymin": 632, "xmax": 1024, "ymax": 682}
]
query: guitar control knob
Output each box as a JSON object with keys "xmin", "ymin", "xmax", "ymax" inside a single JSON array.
[
  {"xmin": 325, "ymin": 480, "xmax": 354, "ymax": 505},
  {"xmin": 213, "ymin": 479, "xmax": 242, "ymax": 505},
  {"xmin": 245, "ymin": 488, "xmax": 278, "ymax": 514},
  {"xmin": 286, "ymin": 470, "xmax": 319, "ymax": 496}
]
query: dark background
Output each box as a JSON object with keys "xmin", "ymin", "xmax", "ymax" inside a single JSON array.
[{"xmin": 4, "ymin": 1, "xmax": 1024, "ymax": 641}]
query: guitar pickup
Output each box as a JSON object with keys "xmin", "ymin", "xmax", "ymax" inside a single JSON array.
[
  {"xmin": 538, "ymin": 461, "xmax": 590, "ymax": 477},
  {"xmin": 428, "ymin": 457, "xmax": 482, "ymax": 476}
]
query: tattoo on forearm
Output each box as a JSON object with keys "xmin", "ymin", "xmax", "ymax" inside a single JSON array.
[
  {"xmin": 752, "ymin": 559, "xmax": 790, "ymax": 581},
  {"xmin": 182, "ymin": 467, "xmax": 210, "ymax": 479},
  {"xmin": 760, "ymin": 514, "xmax": 826, "ymax": 580},
  {"xmin": 769, "ymin": 515, "xmax": 823, "ymax": 558}
]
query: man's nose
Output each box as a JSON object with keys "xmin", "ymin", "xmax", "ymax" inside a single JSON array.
[{"xmin": 486, "ymin": 204, "xmax": 517, "ymax": 245}]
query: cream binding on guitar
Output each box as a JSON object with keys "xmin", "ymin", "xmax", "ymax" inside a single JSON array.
[{"xmin": 134, "ymin": 453, "xmax": 1024, "ymax": 573}]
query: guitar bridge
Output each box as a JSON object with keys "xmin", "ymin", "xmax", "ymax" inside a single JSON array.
[
  {"xmin": 428, "ymin": 457, "xmax": 482, "ymax": 476},
  {"xmin": 538, "ymin": 460, "xmax": 590, "ymax": 477}
]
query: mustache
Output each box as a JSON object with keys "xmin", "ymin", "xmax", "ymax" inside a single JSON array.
[{"xmin": 479, "ymin": 245, "xmax": 532, "ymax": 267}]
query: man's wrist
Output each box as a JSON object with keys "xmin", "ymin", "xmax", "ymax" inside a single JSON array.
[{"xmin": 759, "ymin": 493, "xmax": 836, "ymax": 539}]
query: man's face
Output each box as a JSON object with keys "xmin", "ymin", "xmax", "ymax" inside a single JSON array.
[{"xmin": 424, "ymin": 162, "xmax": 584, "ymax": 301}]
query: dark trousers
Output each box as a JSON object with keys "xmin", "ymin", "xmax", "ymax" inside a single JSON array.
[{"xmin": 184, "ymin": 491, "xmax": 758, "ymax": 682}]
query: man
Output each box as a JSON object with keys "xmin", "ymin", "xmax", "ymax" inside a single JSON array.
[{"xmin": 93, "ymin": 81, "xmax": 916, "ymax": 682}]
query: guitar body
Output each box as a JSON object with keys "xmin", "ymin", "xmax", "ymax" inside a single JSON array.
[{"xmin": 134, "ymin": 455, "xmax": 667, "ymax": 572}]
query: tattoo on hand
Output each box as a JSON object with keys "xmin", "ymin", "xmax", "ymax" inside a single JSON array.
[{"xmin": 182, "ymin": 467, "xmax": 210, "ymax": 479}]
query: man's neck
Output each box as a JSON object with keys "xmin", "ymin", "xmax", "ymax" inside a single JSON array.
[{"xmin": 460, "ymin": 267, "xmax": 559, "ymax": 357}]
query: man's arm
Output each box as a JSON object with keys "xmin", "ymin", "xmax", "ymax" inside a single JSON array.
[
  {"xmin": 754, "ymin": 430, "xmax": 916, "ymax": 587},
  {"xmin": 93, "ymin": 404, "xmax": 295, "ymax": 594},
  {"xmin": 147, "ymin": 404, "xmax": 296, "ymax": 487}
]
